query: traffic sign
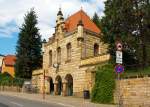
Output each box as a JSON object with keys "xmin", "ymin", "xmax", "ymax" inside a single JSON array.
[
  {"xmin": 116, "ymin": 58, "xmax": 122, "ymax": 64},
  {"xmin": 115, "ymin": 65, "xmax": 124, "ymax": 73},
  {"xmin": 116, "ymin": 51, "xmax": 123, "ymax": 64},
  {"xmin": 116, "ymin": 51, "xmax": 122, "ymax": 58},
  {"xmin": 116, "ymin": 43, "xmax": 122, "ymax": 51}
]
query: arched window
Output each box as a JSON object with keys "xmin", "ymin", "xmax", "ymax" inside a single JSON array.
[
  {"xmin": 49, "ymin": 50, "xmax": 52, "ymax": 66},
  {"xmin": 57, "ymin": 47, "xmax": 61, "ymax": 64},
  {"xmin": 94, "ymin": 43, "xmax": 99, "ymax": 56},
  {"xmin": 66, "ymin": 43, "xmax": 71, "ymax": 61}
]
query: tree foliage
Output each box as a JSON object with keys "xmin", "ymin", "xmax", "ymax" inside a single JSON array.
[
  {"xmin": 100, "ymin": 0, "xmax": 150, "ymax": 68},
  {"xmin": 92, "ymin": 12, "xmax": 101, "ymax": 29},
  {"xmin": 15, "ymin": 9, "xmax": 42, "ymax": 79}
]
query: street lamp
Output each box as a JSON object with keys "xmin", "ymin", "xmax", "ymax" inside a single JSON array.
[{"xmin": 42, "ymin": 39, "xmax": 46, "ymax": 99}]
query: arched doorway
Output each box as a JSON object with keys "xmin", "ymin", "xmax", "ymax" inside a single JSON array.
[
  {"xmin": 65, "ymin": 74, "xmax": 73, "ymax": 96},
  {"xmin": 56, "ymin": 75, "xmax": 62, "ymax": 95},
  {"xmin": 49, "ymin": 78, "xmax": 54, "ymax": 95}
]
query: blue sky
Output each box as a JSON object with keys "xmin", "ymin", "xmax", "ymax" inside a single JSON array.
[{"xmin": 0, "ymin": 0, "xmax": 105, "ymax": 55}]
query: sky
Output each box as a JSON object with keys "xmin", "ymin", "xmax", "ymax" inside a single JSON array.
[{"xmin": 0, "ymin": 0, "xmax": 106, "ymax": 55}]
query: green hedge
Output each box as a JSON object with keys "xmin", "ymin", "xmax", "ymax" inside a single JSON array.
[
  {"xmin": 91, "ymin": 64, "xmax": 116, "ymax": 104},
  {"xmin": 0, "ymin": 73, "xmax": 24, "ymax": 87}
]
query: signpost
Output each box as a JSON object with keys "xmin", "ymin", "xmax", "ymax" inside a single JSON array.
[
  {"xmin": 115, "ymin": 64, "xmax": 124, "ymax": 74},
  {"xmin": 115, "ymin": 42, "xmax": 124, "ymax": 107},
  {"xmin": 116, "ymin": 51, "xmax": 123, "ymax": 64},
  {"xmin": 116, "ymin": 42, "xmax": 123, "ymax": 64}
]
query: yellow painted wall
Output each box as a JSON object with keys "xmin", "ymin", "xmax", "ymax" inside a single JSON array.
[{"xmin": 1, "ymin": 63, "xmax": 15, "ymax": 77}]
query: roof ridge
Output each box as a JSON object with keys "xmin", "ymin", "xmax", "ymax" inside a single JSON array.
[
  {"xmin": 5, "ymin": 54, "xmax": 16, "ymax": 56},
  {"xmin": 64, "ymin": 9, "xmax": 100, "ymax": 34},
  {"xmin": 65, "ymin": 9, "xmax": 90, "ymax": 22}
]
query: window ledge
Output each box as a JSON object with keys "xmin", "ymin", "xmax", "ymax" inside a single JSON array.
[{"xmin": 65, "ymin": 59, "xmax": 71, "ymax": 63}]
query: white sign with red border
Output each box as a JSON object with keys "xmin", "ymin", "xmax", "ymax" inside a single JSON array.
[{"xmin": 116, "ymin": 43, "xmax": 122, "ymax": 51}]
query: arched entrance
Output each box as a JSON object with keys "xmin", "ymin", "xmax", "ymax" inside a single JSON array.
[
  {"xmin": 56, "ymin": 75, "xmax": 62, "ymax": 95},
  {"xmin": 65, "ymin": 74, "xmax": 73, "ymax": 96},
  {"xmin": 49, "ymin": 78, "xmax": 54, "ymax": 95}
]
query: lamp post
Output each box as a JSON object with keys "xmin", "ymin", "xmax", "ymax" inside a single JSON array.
[{"xmin": 42, "ymin": 39, "xmax": 46, "ymax": 99}]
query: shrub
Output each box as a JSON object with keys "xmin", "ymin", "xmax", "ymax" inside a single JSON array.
[
  {"xmin": 91, "ymin": 64, "xmax": 116, "ymax": 104},
  {"xmin": 0, "ymin": 72, "xmax": 24, "ymax": 87}
]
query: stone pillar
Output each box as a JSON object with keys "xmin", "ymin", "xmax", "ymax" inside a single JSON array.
[
  {"xmin": 54, "ymin": 83, "xmax": 58, "ymax": 95},
  {"xmin": 62, "ymin": 82, "xmax": 67, "ymax": 96},
  {"xmin": 45, "ymin": 80, "xmax": 50, "ymax": 94}
]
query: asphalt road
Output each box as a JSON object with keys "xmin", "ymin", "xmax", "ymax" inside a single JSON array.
[{"xmin": 0, "ymin": 95, "xmax": 66, "ymax": 107}]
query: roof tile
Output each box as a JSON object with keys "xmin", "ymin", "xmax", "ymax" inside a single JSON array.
[
  {"xmin": 65, "ymin": 10, "xmax": 101, "ymax": 34},
  {"xmin": 3, "ymin": 55, "xmax": 16, "ymax": 66}
]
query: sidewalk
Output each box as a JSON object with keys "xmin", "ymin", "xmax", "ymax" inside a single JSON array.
[{"xmin": 0, "ymin": 91, "xmax": 116, "ymax": 107}]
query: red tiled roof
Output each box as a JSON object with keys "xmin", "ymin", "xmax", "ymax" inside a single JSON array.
[
  {"xmin": 3, "ymin": 55, "xmax": 16, "ymax": 66},
  {"xmin": 65, "ymin": 10, "xmax": 101, "ymax": 34}
]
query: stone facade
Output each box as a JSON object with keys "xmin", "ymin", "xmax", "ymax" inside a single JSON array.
[{"xmin": 32, "ymin": 9, "xmax": 109, "ymax": 97}]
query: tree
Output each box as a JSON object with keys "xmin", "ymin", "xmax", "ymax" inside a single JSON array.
[
  {"xmin": 100, "ymin": 0, "xmax": 150, "ymax": 68},
  {"xmin": 92, "ymin": 12, "xmax": 101, "ymax": 29},
  {"xmin": 15, "ymin": 8, "xmax": 42, "ymax": 79}
]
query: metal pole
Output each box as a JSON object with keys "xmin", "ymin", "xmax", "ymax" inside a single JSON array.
[
  {"xmin": 43, "ymin": 69, "xmax": 45, "ymax": 99},
  {"xmin": 117, "ymin": 73, "xmax": 120, "ymax": 107}
]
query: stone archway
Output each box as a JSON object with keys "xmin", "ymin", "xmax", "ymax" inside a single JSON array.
[
  {"xmin": 55, "ymin": 75, "xmax": 62, "ymax": 95},
  {"xmin": 65, "ymin": 74, "xmax": 73, "ymax": 96}
]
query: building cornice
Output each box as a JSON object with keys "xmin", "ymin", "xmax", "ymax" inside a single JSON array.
[{"xmin": 84, "ymin": 28, "xmax": 101, "ymax": 38}]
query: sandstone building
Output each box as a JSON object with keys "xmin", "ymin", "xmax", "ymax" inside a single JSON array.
[{"xmin": 32, "ymin": 8, "xmax": 110, "ymax": 97}]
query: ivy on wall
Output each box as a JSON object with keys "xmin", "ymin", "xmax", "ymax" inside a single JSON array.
[{"xmin": 91, "ymin": 64, "xmax": 116, "ymax": 104}]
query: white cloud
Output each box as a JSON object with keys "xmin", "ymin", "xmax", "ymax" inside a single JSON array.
[{"xmin": 0, "ymin": 0, "xmax": 106, "ymax": 40}]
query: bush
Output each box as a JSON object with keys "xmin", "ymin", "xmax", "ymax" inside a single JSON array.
[
  {"xmin": 0, "ymin": 72, "xmax": 13, "ymax": 86},
  {"xmin": 13, "ymin": 78, "xmax": 24, "ymax": 87},
  {"xmin": 91, "ymin": 64, "xmax": 116, "ymax": 104},
  {"xmin": 0, "ymin": 72, "xmax": 24, "ymax": 87}
]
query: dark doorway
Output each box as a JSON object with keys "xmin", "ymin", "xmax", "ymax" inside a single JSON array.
[
  {"xmin": 56, "ymin": 76, "xmax": 62, "ymax": 95},
  {"xmin": 65, "ymin": 74, "xmax": 73, "ymax": 96},
  {"xmin": 50, "ymin": 78, "xmax": 54, "ymax": 95}
]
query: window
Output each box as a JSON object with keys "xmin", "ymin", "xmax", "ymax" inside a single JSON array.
[
  {"xmin": 49, "ymin": 50, "xmax": 52, "ymax": 66},
  {"xmin": 66, "ymin": 43, "xmax": 71, "ymax": 61},
  {"xmin": 57, "ymin": 47, "xmax": 61, "ymax": 64},
  {"xmin": 94, "ymin": 43, "xmax": 99, "ymax": 56}
]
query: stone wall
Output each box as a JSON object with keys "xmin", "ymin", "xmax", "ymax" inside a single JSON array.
[
  {"xmin": 0, "ymin": 86, "xmax": 21, "ymax": 92},
  {"xmin": 32, "ymin": 69, "xmax": 44, "ymax": 93},
  {"xmin": 115, "ymin": 77, "xmax": 150, "ymax": 107}
]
